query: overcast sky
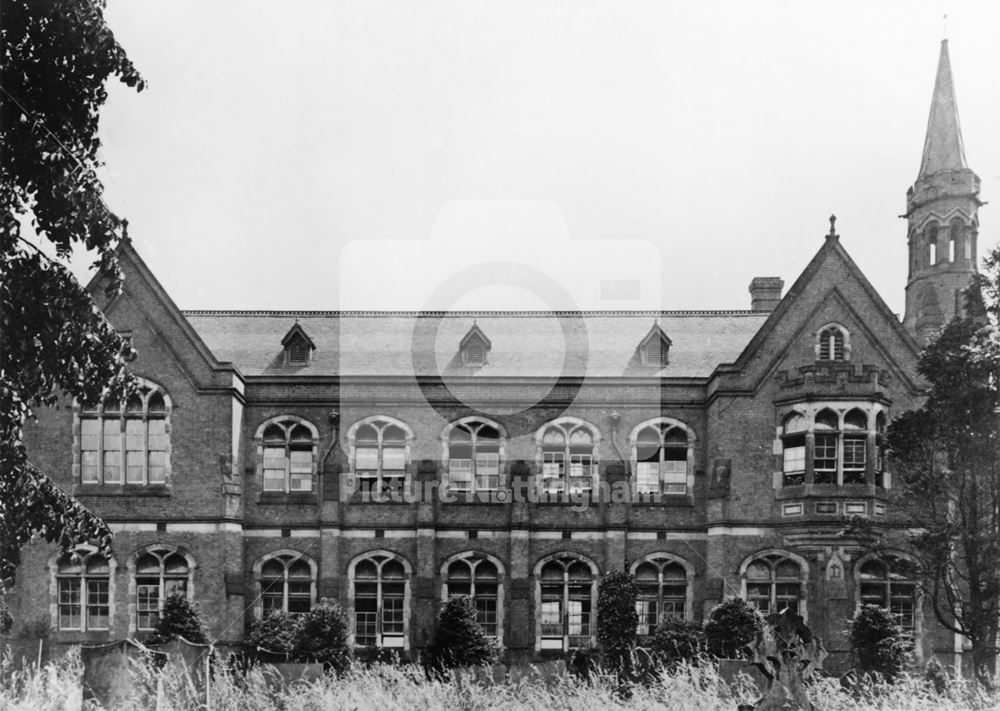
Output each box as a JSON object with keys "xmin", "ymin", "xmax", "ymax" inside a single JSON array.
[{"xmin": 86, "ymin": 0, "xmax": 1000, "ymax": 316}]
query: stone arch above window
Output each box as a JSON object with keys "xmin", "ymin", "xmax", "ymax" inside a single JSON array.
[
  {"xmin": 440, "ymin": 551, "xmax": 506, "ymax": 642},
  {"xmin": 535, "ymin": 417, "xmax": 601, "ymax": 496},
  {"xmin": 534, "ymin": 552, "xmax": 599, "ymax": 652},
  {"xmin": 347, "ymin": 550, "xmax": 412, "ymax": 650},
  {"xmin": 252, "ymin": 550, "xmax": 317, "ymax": 618},
  {"xmin": 127, "ymin": 545, "xmax": 196, "ymax": 634},
  {"xmin": 627, "ymin": 417, "xmax": 696, "ymax": 496},
  {"xmin": 75, "ymin": 377, "xmax": 172, "ymax": 487},
  {"xmin": 49, "ymin": 544, "xmax": 117, "ymax": 633},
  {"xmin": 630, "ymin": 553, "xmax": 695, "ymax": 633},
  {"xmin": 739, "ymin": 549, "xmax": 809, "ymax": 621},
  {"xmin": 441, "ymin": 417, "xmax": 506, "ymax": 494},
  {"xmin": 815, "ymin": 323, "xmax": 850, "ymax": 361},
  {"xmin": 254, "ymin": 416, "xmax": 319, "ymax": 494}
]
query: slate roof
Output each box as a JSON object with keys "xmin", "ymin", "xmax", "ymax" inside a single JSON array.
[{"xmin": 184, "ymin": 311, "xmax": 769, "ymax": 379}]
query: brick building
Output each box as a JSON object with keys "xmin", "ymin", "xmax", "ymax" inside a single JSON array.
[{"xmin": 8, "ymin": 40, "xmax": 985, "ymax": 669}]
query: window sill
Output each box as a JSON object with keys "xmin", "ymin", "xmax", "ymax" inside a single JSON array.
[
  {"xmin": 257, "ymin": 492, "xmax": 318, "ymax": 505},
  {"xmin": 776, "ymin": 483, "xmax": 887, "ymax": 500},
  {"xmin": 74, "ymin": 484, "xmax": 171, "ymax": 497}
]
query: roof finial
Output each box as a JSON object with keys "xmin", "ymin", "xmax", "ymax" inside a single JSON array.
[
  {"xmin": 827, "ymin": 214, "xmax": 838, "ymax": 240},
  {"xmin": 943, "ymin": 13, "xmax": 948, "ymax": 40}
]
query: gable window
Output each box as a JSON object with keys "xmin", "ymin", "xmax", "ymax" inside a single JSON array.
[
  {"xmin": 351, "ymin": 553, "xmax": 410, "ymax": 648},
  {"xmin": 632, "ymin": 555, "xmax": 690, "ymax": 638},
  {"xmin": 816, "ymin": 324, "xmax": 849, "ymax": 361},
  {"xmin": 54, "ymin": 548, "xmax": 113, "ymax": 632},
  {"xmin": 742, "ymin": 552, "xmax": 806, "ymax": 618},
  {"xmin": 281, "ymin": 323, "xmax": 315, "ymax": 366},
  {"xmin": 443, "ymin": 554, "xmax": 502, "ymax": 639},
  {"xmin": 134, "ymin": 548, "xmax": 193, "ymax": 631},
  {"xmin": 78, "ymin": 381, "xmax": 170, "ymax": 486},
  {"xmin": 257, "ymin": 552, "xmax": 315, "ymax": 616},
  {"xmin": 778, "ymin": 404, "xmax": 885, "ymax": 488},
  {"xmin": 537, "ymin": 419, "xmax": 598, "ymax": 495},
  {"xmin": 257, "ymin": 417, "xmax": 317, "ymax": 493},
  {"xmin": 638, "ymin": 324, "xmax": 672, "ymax": 368},
  {"xmin": 459, "ymin": 323, "xmax": 491, "ymax": 367},
  {"xmin": 632, "ymin": 418, "xmax": 692, "ymax": 495},
  {"xmin": 537, "ymin": 554, "xmax": 598, "ymax": 651},
  {"xmin": 444, "ymin": 419, "xmax": 502, "ymax": 493},
  {"xmin": 859, "ymin": 557, "xmax": 917, "ymax": 633},
  {"xmin": 350, "ymin": 417, "xmax": 410, "ymax": 498}
]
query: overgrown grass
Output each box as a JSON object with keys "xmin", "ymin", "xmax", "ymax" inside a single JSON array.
[{"xmin": 1, "ymin": 649, "xmax": 997, "ymax": 711}]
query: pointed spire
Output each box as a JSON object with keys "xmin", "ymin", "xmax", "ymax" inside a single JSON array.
[{"xmin": 917, "ymin": 40, "xmax": 968, "ymax": 178}]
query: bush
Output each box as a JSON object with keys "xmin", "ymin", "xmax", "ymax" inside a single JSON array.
[
  {"xmin": 293, "ymin": 599, "xmax": 352, "ymax": 673},
  {"xmin": 596, "ymin": 570, "xmax": 638, "ymax": 671},
  {"xmin": 704, "ymin": 597, "xmax": 764, "ymax": 660},
  {"xmin": 245, "ymin": 611, "xmax": 302, "ymax": 658},
  {"xmin": 650, "ymin": 617, "xmax": 705, "ymax": 667},
  {"xmin": 848, "ymin": 604, "xmax": 911, "ymax": 681},
  {"xmin": 145, "ymin": 593, "xmax": 208, "ymax": 645},
  {"xmin": 424, "ymin": 596, "xmax": 499, "ymax": 672}
]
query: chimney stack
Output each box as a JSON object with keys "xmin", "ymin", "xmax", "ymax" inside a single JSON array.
[{"xmin": 749, "ymin": 277, "xmax": 784, "ymax": 312}]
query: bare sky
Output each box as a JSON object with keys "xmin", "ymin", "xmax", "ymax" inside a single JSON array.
[{"xmin": 88, "ymin": 0, "xmax": 1000, "ymax": 316}]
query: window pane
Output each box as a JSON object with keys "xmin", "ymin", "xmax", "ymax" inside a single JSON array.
[
  {"xmin": 475, "ymin": 453, "xmax": 500, "ymax": 490},
  {"xmin": 843, "ymin": 436, "xmax": 866, "ymax": 484},
  {"xmin": 569, "ymin": 454, "xmax": 592, "ymax": 492},
  {"xmin": 148, "ymin": 451, "xmax": 167, "ymax": 483},
  {"xmin": 540, "ymin": 600, "xmax": 563, "ymax": 636},
  {"xmin": 103, "ymin": 450, "xmax": 121, "ymax": 484},
  {"xmin": 58, "ymin": 579, "xmax": 82, "ymax": 630},
  {"xmin": 814, "ymin": 434, "xmax": 837, "ymax": 484},
  {"xmin": 126, "ymin": 450, "xmax": 145, "ymax": 484},
  {"xmin": 263, "ymin": 446, "xmax": 286, "ymax": 491},
  {"xmin": 87, "ymin": 579, "xmax": 110, "ymax": 630},
  {"xmin": 137, "ymin": 582, "xmax": 160, "ymax": 630},
  {"xmin": 635, "ymin": 599, "xmax": 657, "ymax": 637},
  {"xmin": 448, "ymin": 459, "xmax": 473, "ymax": 491},
  {"xmin": 661, "ymin": 460, "xmax": 687, "ymax": 494},
  {"xmin": 80, "ymin": 419, "xmax": 100, "ymax": 483},
  {"xmin": 355, "ymin": 447, "xmax": 379, "ymax": 473},
  {"xmin": 636, "ymin": 462, "xmax": 659, "ymax": 494},
  {"xmin": 82, "ymin": 450, "xmax": 100, "ymax": 484},
  {"xmin": 289, "ymin": 449, "xmax": 312, "ymax": 491},
  {"xmin": 382, "ymin": 447, "xmax": 405, "ymax": 471}
]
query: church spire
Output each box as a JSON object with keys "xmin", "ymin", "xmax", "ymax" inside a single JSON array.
[{"xmin": 917, "ymin": 40, "xmax": 968, "ymax": 179}]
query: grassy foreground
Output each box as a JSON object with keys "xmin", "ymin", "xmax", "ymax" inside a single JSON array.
[{"xmin": 1, "ymin": 649, "xmax": 997, "ymax": 711}]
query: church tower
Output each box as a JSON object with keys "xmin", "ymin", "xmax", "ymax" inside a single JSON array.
[{"xmin": 903, "ymin": 40, "xmax": 981, "ymax": 344}]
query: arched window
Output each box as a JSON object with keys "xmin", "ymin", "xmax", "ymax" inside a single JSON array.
[
  {"xmin": 875, "ymin": 412, "xmax": 887, "ymax": 487},
  {"xmin": 632, "ymin": 421, "xmax": 690, "ymax": 495},
  {"xmin": 537, "ymin": 554, "xmax": 598, "ymax": 651},
  {"xmin": 632, "ymin": 555, "xmax": 691, "ymax": 637},
  {"xmin": 444, "ymin": 419, "xmax": 502, "ymax": 493},
  {"xmin": 538, "ymin": 419, "xmax": 598, "ymax": 495},
  {"xmin": 817, "ymin": 325, "xmax": 848, "ymax": 361},
  {"xmin": 742, "ymin": 552, "xmax": 806, "ymax": 617},
  {"xmin": 858, "ymin": 557, "xmax": 917, "ymax": 633},
  {"xmin": 257, "ymin": 552, "xmax": 315, "ymax": 616},
  {"xmin": 842, "ymin": 409, "xmax": 868, "ymax": 484},
  {"xmin": 813, "ymin": 409, "xmax": 839, "ymax": 484},
  {"xmin": 257, "ymin": 417, "xmax": 318, "ymax": 493},
  {"xmin": 78, "ymin": 380, "xmax": 170, "ymax": 485},
  {"xmin": 926, "ymin": 223, "xmax": 939, "ymax": 266},
  {"xmin": 443, "ymin": 553, "xmax": 502, "ymax": 639},
  {"xmin": 134, "ymin": 547, "xmax": 193, "ymax": 631},
  {"xmin": 781, "ymin": 413, "xmax": 807, "ymax": 486},
  {"xmin": 55, "ymin": 548, "xmax": 112, "ymax": 631},
  {"xmin": 350, "ymin": 417, "xmax": 410, "ymax": 497},
  {"xmin": 351, "ymin": 553, "xmax": 410, "ymax": 648}
]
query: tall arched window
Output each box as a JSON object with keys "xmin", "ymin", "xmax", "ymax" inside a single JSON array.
[
  {"xmin": 632, "ymin": 555, "xmax": 691, "ymax": 637},
  {"xmin": 927, "ymin": 223, "xmax": 939, "ymax": 266},
  {"xmin": 631, "ymin": 419, "xmax": 692, "ymax": 495},
  {"xmin": 257, "ymin": 417, "xmax": 317, "ymax": 493},
  {"xmin": 134, "ymin": 547, "xmax": 194, "ymax": 631},
  {"xmin": 443, "ymin": 553, "xmax": 502, "ymax": 639},
  {"xmin": 781, "ymin": 413, "xmax": 807, "ymax": 486},
  {"xmin": 813, "ymin": 409, "xmax": 839, "ymax": 484},
  {"xmin": 742, "ymin": 552, "xmax": 806, "ymax": 617},
  {"xmin": 257, "ymin": 552, "xmax": 315, "ymax": 616},
  {"xmin": 444, "ymin": 419, "xmax": 502, "ymax": 493},
  {"xmin": 54, "ymin": 547, "xmax": 113, "ymax": 631},
  {"xmin": 78, "ymin": 380, "xmax": 170, "ymax": 485},
  {"xmin": 816, "ymin": 325, "xmax": 848, "ymax": 361},
  {"xmin": 842, "ymin": 409, "xmax": 868, "ymax": 485},
  {"xmin": 537, "ymin": 554, "xmax": 598, "ymax": 651},
  {"xmin": 538, "ymin": 419, "xmax": 598, "ymax": 495},
  {"xmin": 350, "ymin": 418, "xmax": 410, "ymax": 496},
  {"xmin": 351, "ymin": 553, "xmax": 409, "ymax": 648},
  {"xmin": 875, "ymin": 412, "xmax": 887, "ymax": 487},
  {"xmin": 858, "ymin": 557, "xmax": 917, "ymax": 633}
]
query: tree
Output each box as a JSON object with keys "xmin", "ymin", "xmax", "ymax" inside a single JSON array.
[
  {"xmin": 245, "ymin": 611, "xmax": 302, "ymax": 658},
  {"xmin": 704, "ymin": 597, "xmax": 764, "ymax": 660},
  {"xmin": 881, "ymin": 251, "xmax": 1000, "ymax": 684},
  {"xmin": 649, "ymin": 617, "xmax": 705, "ymax": 668},
  {"xmin": 596, "ymin": 569, "xmax": 638, "ymax": 672},
  {"xmin": 848, "ymin": 604, "xmax": 911, "ymax": 681},
  {"xmin": 145, "ymin": 593, "xmax": 209, "ymax": 646},
  {"xmin": 292, "ymin": 599, "xmax": 353, "ymax": 673},
  {"xmin": 0, "ymin": 1, "xmax": 143, "ymax": 593},
  {"xmin": 425, "ymin": 596, "xmax": 499, "ymax": 673}
]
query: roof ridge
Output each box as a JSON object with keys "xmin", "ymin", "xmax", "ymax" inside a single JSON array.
[{"xmin": 182, "ymin": 309, "xmax": 763, "ymax": 317}]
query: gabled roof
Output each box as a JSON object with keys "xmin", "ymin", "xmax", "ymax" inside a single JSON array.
[
  {"xmin": 459, "ymin": 323, "xmax": 492, "ymax": 350},
  {"xmin": 918, "ymin": 39, "xmax": 968, "ymax": 178},
  {"xmin": 638, "ymin": 322, "xmax": 672, "ymax": 349},
  {"xmin": 280, "ymin": 322, "xmax": 316, "ymax": 350}
]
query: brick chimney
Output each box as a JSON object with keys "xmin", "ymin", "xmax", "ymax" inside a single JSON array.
[{"xmin": 749, "ymin": 277, "xmax": 784, "ymax": 312}]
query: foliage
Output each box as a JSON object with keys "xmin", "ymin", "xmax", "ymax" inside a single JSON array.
[
  {"xmin": 425, "ymin": 596, "xmax": 500, "ymax": 672},
  {"xmin": 704, "ymin": 597, "xmax": 764, "ymax": 660},
  {"xmin": 649, "ymin": 616, "xmax": 705, "ymax": 667},
  {"xmin": 848, "ymin": 604, "xmax": 911, "ymax": 681},
  {"xmin": 881, "ymin": 249, "xmax": 1000, "ymax": 683},
  {"xmin": 596, "ymin": 569, "xmax": 638, "ymax": 670},
  {"xmin": 292, "ymin": 599, "xmax": 353, "ymax": 673},
  {"xmin": 0, "ymin": 0, "xmax": 144, "ymax": 592},
  {"xmin": 245, "ymin": 611, "xmax": 302, "ymax": 658},
  {"xmin": 144, "ymin": 592, "xmax": 208, "ymax": 645}
]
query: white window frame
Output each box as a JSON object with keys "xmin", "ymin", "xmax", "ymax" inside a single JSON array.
[
  {"xmin": 348, "ymin": 550, "xmax": 412, "ymax": 650},
  {"xmin": 128, "ymin": 545, "xmax": 196, "ymax": 634},
  {"xmin": 535, "ymin": 417, "xmax": 600, "ymax": 496},
  {"xmin": 254, "ymin": 416, "xmax": 319, "ymax": 494},
  {"xmin": 252, "ymin": 550, "xmax": 317, "ymax": 619},
  {"xmin": 442, "ymin": 417, "xmax": 506, "ymax": 494},
  {"xmin": 48, "ymin": 545, "xmax": 117, "ymax": 633}
]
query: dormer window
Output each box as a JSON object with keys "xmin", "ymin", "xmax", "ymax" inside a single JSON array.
[
  {"xmin": 638, "ymin": 323, "xmax": 671, "ymax": 368},
  {"xmin": 460, "ymin": 323, "xmax": 491, "ymax": 368},
  {"xmin": 281, "ymin": 323, "xmax": 315, "ymax": 366},
  {"xmin": 816, "ymin": 324, "xmax": 849, "ymax": 361}
]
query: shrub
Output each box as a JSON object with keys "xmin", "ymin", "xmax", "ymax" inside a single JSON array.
[
  {"xmin": 848, "ymin": 604, "xmax": 911, "ymax": 681},
  {"xmin": 292, "ymin": 599, "xmax": 352, "ymax": 673},
  {"xmin": 425, "ymin": 596, "xmax": 499, "ymax": 672},
  {"xmin": 145, "ymin": 593, "xmax": 208, "ymax": 645},
  {"xmin": 704, "ymin": 597, "xmax": 764, "ymax": 659},
  {"xmin": 650, "ymin": 617, "xmax": 705, "ymax": 667},
  {"xmin": 596, "ymin": 569, "xmax": 639, "ymax": 671},
  {"xmin": 245, "ymin": 610, "xmax": 302, "ymax": 658}
]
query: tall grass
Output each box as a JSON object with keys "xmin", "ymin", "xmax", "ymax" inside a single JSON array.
[{"xmin": 1, "ymin": 649, "xmax": 997, "ymax": 711}]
